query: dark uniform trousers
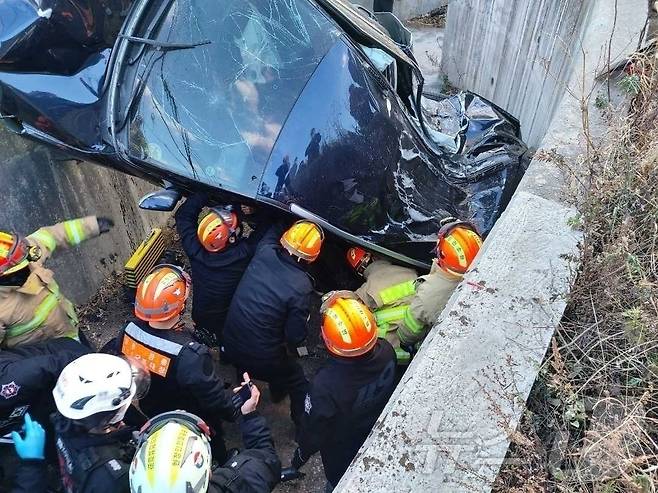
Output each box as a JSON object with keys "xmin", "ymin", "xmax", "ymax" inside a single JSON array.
[
  {"xmin": 52, "ymin": 413, "xmax": 134, "ymax": 493},
  {"xmin": 108, "ymin": 321, "xmax": 239, "ymax": 463},
  {"xmin": 296, "ymin": 340, "xmax": 397, "ymax": 486}
]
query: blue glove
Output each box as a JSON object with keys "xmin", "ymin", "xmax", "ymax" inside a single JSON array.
[{"xmin": 11, "ymin": 413, "xmax": 45, "ymax": 460}]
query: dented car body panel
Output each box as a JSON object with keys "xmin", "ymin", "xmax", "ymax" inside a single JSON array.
[{"xmin": 0, "ymin": 0, "xmax": 528, "ymax": 267}]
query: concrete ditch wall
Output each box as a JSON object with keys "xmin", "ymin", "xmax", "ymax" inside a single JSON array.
[
  {"xmin": 351, "ymin": 0, "xmax": 447, "ymax": 19},
  {"xmin": 336, "ymin": 0, "xmax": 647, "ymax": 491},
  {"xmin": 2, "ymin": 126, "xmax": 162, "ymax": 304},
  {"xmin": 442, "ymin": 0, "xmax": 593, "ymax": 148}
]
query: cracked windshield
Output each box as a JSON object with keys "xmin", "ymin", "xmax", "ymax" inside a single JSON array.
[{"xmin": 128, "ymin": 0, "xmax": 340, "ymax": 195}]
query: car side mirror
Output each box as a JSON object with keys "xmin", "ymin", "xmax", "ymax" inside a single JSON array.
[{"xmin": 139, "ymin": 188, "xmax": 182, "ymax": 211}]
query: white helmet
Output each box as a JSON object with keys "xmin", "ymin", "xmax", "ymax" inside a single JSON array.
[
  {"xmin": 53, "ymin": 353, "xmax": 149, "ymax": 429},
  {"xmin": 130, "ymin": 411, "xmax": 212, "ymax": 493}
]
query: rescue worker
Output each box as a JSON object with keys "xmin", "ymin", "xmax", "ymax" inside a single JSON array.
[
  {"xmin": 281, "ymin": 293, "xmax": 396, "ymax": 490},
  {"xmin": 10, "ymin": 413, "xmax": 47, "ymax": 493},
  {"xmin": 129, "ymin": 374, "xmax": 281, "ymax": 493},
  {"xmin": 222, "ymin": 220, "xmax": 324, "ymax": 428},
  {"xmin": 0, "ymin": 338, "xmax": 89, "ymax": 456},
  {"xmin": 0, "ymin": 216, "xmax": 114, "ymax": 348},
  {"xmin": 106, "ymin": 264, "xmax": 242, "ymax": 463},
  {"xmin": 175, "ymin": 194, "xmax": 265, "ymax": 346},
  {"xmin": 348, "ymin": 244, "xmax": 418, "ymax": 364},
  {"xmin": 51, "ymin": 353, "xmax": 149, "ymax": 493},
  {"xmin": 349, "ymin": 219, "xmax": 483, "ymax": 364}
]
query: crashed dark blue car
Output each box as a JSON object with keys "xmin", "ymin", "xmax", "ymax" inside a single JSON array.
[{"xmin": 0, "ymin": 0, "xmax": 527, "ymax": 268}]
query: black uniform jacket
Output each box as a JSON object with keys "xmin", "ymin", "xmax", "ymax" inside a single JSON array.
[
  {"xmin": 175, "ymin": 194, "xmax": 265, "ymax": 331},
  {"xmin": 222, "ymin": 226, "xmax": 313, "ymax": 359},
  {"xmin": 208, "ymin": 412, "xmax": 281, "ymax": 493},
  {"xmin": 108, "ymin": 321, "xmax": 237, "ymax": 424},
  {"xmin": 0, "ymin": 338, "xmax": 89, "ymax": 436},
  {"xmin": 52, "ymin": 413, "xmax": 135, "ymax": 493},
  {"xmin": 297, "ymin": 340, "xmax": 397, "ymax": 485}
]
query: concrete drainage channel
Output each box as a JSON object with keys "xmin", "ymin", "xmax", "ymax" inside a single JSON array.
[{"xmin": 336, "ymin": 0, "xmax": 648, "ymax": 491}]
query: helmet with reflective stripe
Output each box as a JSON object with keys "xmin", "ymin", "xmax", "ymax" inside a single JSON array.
[
  {"xmin": 197, "ymin": 207, "xmax": 240, "ymax": 253},
  {"xmin": 435, "ymin": 220, "xmax": 482, "ymax": 276},
  {"xmin": 130, "ymin": 411, "xmax": 212, "ymax": 493},
  {"xmin": 321, "ymin": 295, "xmax": 377, "ymax": 357},
  {"xmin": 0, "ymin": 231, "xmax": 30, "ymax": 276},
  {"xmin": 346, "ymin": 246, "xmax": 372, "ymax": 276},
  {"xmin": 135, "ymin": 264, "xmax": 191, "ymax": 322},
  {"xmin": 280, "ymin": 221, "xmax": 324, "ymax": 262}
]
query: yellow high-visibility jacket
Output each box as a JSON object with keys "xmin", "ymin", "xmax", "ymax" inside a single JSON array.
[
  {"xmin": 355, "ymin": 259, "xmax": 460, "ymax": 363},
  {"xmin": 0, "ymin": 216, "xmax": 100, "ymax": 348}
]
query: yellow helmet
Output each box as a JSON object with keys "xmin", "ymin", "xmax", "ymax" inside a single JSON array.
[{"xmin": 280, "ymin": 221, "xmax": 324, "ymax": 262}]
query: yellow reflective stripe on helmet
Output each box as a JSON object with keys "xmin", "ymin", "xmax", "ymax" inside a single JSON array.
[
  {"xmin": 63, "ymin": 219, "xmax": 86, "ymax": 246},
  {"xmin": 28, "ymin": 229, "xmax": 57, "ymax": 252},
  {"xmin": 379, "ymin": 280, "xmax": 416, "ymax": 305},
  {"xmin": 446, "ymin": 235, "xmax": 468, "ymax": 268},
  {"xmin": 403, "ymin": 307, "xmax": 424, "ymax": 335},
  {"xmin": 6, "ymin": 290, "xmax": 61, "ymax": 338},
  {"xmin": 3, "ymin": 259, "xmax": 29, "ymax": 276},
  {"xmin": 374, "ymin": 305, "xmax": 408, "ymax": 325}
]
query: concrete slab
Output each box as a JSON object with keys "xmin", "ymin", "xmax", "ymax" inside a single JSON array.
[
  {"xmin": 336, "ymin": 0, "xmax": 648, "ymax": 491},
  {"xmin": 409, "ymin": 25, "xmax": 445, "ymax": 93},
  {"xmin": 336, "ymin": 191, "xmax": 581, "ymax": 492}
]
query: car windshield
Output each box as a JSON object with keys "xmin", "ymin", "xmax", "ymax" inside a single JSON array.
[{"xmin": 125, "ymin": 0, "xmax": 340, "ymax": 196}]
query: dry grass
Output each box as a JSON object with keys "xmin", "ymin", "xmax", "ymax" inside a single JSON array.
[{"xmin": 495, "ymin": 53, "xmax": 658, "ymax": 492}]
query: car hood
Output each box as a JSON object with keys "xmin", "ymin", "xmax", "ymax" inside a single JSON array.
[{"xmin": 258, "ymin": 38, "xmax": 527, "ymax": 262}]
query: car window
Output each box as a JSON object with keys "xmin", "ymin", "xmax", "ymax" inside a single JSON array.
[{"xmin": 126, "ymin": 0, "xmax": 340, "ymax": 196}]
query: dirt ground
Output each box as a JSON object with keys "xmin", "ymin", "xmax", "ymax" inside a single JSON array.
[{"xmin": 77, "ymin": 237, "xmax": 331, "ymax": 492}]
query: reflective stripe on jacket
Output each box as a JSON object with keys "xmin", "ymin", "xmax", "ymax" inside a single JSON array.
[
  {"xmin": 0, "ymin": 217, "xmax": 100, "ymax": 348},
  {"xmin": 354, "ymin": 260, "xmax": 417, "ymax": 310}
]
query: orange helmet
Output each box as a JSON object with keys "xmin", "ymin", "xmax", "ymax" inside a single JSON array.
[
  {"xmin": 135, "ymin": 264, "xmax": 191, "ymax": 322},
  {"xmin": 321, "ymin": 295, "xmax": 377, "ymax": 358},
  {"xmin": 0, "ymin": 231, "xmax": 33, "ymax": 276},
  {"xmin": 280, "ymin": 221, "xmax": 324, "ymax": 262},
  {"xmin": 435, "ymin": 220, "xmax": 482, "ymax": 276},
  {"xmin": 197, "ymin": 207, "xmax": 240, "ymax": 253},
  {"xmin": 346, "ymin": 247, "xmax": 373, "ymax": 276}
]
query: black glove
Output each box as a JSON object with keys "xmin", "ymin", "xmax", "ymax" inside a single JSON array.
[
  {"xmin": 97, "ymin": 217, "xmax": 115, "ymax": 234},
  {"xmin": 280, "ymin": 467, "xmax": 305, "ymax": 482}
]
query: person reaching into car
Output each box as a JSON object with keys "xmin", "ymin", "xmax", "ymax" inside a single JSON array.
[
  {"xmin": 349, "ymin": 219, "xmax": 483, "ymax": 364},
  {"xmin": 0, "ymin": 216, "xmax": 114, "ymax": 348},
  {"xmin": 280, "ymin": 293, "xmax": 396, "ymax": 491},
  {"xmin": 222, "ymin": 221, "xmax": 324, "ymax": 431},
  {"xmin": 51, "ymin": 353, "xmax": 149, "ymax": 493},
  {"xmin": 104, "ymin": 264, "xmax": 242, "ymax": 464},
  {"xmin": 175, "ymin": 193, "xmax": 266, "ymax": 347},
  {"xmin": 129, "ymin": 374, "xmax": 281, "ymax": 493}
]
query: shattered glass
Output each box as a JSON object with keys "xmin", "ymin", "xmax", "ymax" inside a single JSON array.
[{"xmin": 123, "ymin": 0, "xmax": 340, "ymax": 196}]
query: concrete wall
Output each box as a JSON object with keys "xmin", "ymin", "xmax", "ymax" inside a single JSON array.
[
  {"xmin": 2, "ymin": 126, "xmax": 163, "ymax": 304},
  {"xmin": 337, "ymin": 1, "xmax": 648, "ymax": 491},
  {"xmin": 442, "ymin": 0, "xmax": 593, "ymax": 148},
  {"xmin": 351, "ymin": 0, "xmax": 447, "ymax": 19}
]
